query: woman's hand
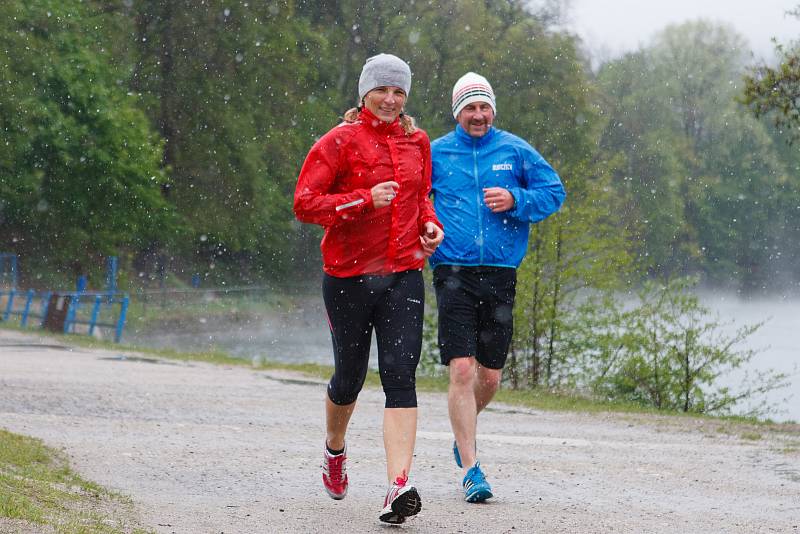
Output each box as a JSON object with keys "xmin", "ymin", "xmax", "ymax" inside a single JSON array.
[
  {"xmin": 371, "ymin": 181, "xmax": 399, "ymax": 209},
  {"xmin": 420, "ymin": 222, "xmax": 444, "ymax": 257}
]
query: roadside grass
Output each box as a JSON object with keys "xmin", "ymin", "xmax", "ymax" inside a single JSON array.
[{"xmin": 0, "ymin": 429, "xmax": 152, "ymax": 534}]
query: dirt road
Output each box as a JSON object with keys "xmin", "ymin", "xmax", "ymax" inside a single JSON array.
[{"xmin": 1, "ymin": 329, "xmax": 798, "ymax": 533}]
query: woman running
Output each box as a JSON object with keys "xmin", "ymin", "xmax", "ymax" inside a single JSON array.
[{"xmin": 293, "ymin": 53, "xmax": 444, "ymax": 524}]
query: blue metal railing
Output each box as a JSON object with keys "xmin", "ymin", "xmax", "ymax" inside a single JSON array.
[
  {"xmin": 0, "ymin": 289, "xmax": 129, "ymax": 343},
  {"xmin": 63, "ymin": 291, "xmax": 129, "ymax": 343},
  {"xmin": 1, "ymin": 289, "xmax": 51, "ymax": 327}
]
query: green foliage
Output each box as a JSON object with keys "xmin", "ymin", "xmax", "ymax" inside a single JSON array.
[
  {"xmin": 596, "ymin": 21, "xmax": 798, "ymax": 291},
  {"xmin": 0, "ymin": 0, "xmax": 177, "ymax": 277},
  {"xmin": 742, "ymin": 11, "xmax": 800, "ymax": 141},
  {"xmin": 568, "ymin": 278, "xmax": 788, "ymax": 416},
  {"xmin": 510, "ymin": 175, "xmax": 635, "ymax": 388},
  {"xmin": 128, "ymin": 0, "xmax": 334, "ymax": 278},
  {"xmin": 2, "ymin": 1, "xmax": 799, "ymax": 295},
  {"xmin": 506, "ymin": 32, "xmax": 635, "ymax": 389}
]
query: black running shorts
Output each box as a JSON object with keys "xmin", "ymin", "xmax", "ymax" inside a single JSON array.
[{"xmin": 433, "ymin": 265, "xmax": 517, "ymax": 370}]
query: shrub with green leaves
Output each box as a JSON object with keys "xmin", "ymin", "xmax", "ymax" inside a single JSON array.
[{"xmin": 569, "ymin": 278, "xmax": 788, "ymax": 416}]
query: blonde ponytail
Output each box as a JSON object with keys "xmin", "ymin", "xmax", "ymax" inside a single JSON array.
[
  {"xmin": 399, "ymin": 113, "xmax": 417, "ymax": 135},
  {"xmin": 343, "ymin": 107, "xmax": 360, "ymax": 123}
]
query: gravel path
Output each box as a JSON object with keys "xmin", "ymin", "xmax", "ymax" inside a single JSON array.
[{"xmin": 1, "ymin": 329, "xmax": 799, "ymax": 533}]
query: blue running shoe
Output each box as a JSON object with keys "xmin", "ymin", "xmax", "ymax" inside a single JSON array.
[
  {"xmin": 462, "ymin": 462, "xmax": 493, "ymax": 503},
  {"xmin": 453, "ymin": 440, "xmax": 462, "ymax": 468}
]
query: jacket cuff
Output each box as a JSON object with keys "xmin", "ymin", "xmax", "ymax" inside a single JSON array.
[
  {"xmin": 507, "ymin": 188, "xmax": 521, "ymax": 217},
  {"xmin": 418, "ymin": 216, "xmax": 440, "ymax": 235}
]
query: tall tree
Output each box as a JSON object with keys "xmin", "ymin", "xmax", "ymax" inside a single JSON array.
[
  {"xmin": 742, "ymin": 6, "xmax": 800, "ymax": 141},
  {"xmin": 597, "ymin": 21, "xmax": 794, "ymax": 291},
  {"xmin": 130, "ymin": 0, "xmax": 333, "ymax": 279},
  {"xmin": 0, "ymin": 0, "xmax": 175, "ymax": 279}
]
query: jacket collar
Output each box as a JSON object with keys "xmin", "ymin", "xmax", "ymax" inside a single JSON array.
[
  {"xmin": 455, "ymin": 123, "xmax": 496, "ymax": 146},
  {"xmin": 358, "ymin": 108, "xmax": 403, "ymax": 136}
]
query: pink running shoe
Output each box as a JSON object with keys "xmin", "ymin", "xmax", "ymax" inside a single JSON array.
[
  {"xmin": 322, "ymin": 445, "xmax": 348, "ymax": 500},
  {"xmin": 379, "ymin": 473, "xmax": 421, "ymax": 524}
]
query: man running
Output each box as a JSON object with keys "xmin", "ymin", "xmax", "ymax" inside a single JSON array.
[{"xmin": 429, "ymin": 72, "xmax": 566, "ymax": 502}]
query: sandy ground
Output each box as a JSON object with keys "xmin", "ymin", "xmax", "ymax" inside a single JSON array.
[{"xmin": 1, "ymin": 329, "xmax": 799, "ymax": 534}]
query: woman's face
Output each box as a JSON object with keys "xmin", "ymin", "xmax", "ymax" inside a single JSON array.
[{"xmin": 363, "ymin": 86, "xmax": 407, "ymax": 123}]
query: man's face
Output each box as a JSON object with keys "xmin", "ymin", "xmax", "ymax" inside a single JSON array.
[{"xmin": 457, "ymin": 101, "xmax": 494, "ymax": 137}]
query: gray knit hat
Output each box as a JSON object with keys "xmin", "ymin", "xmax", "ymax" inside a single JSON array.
[{"xmin": 358, "ymin": 54, "xmax": 412, "ymax": 101}]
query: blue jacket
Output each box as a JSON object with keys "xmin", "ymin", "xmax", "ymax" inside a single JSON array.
[{"xmin": 429, "ymin": 125, "xmax": 565, "ymax": 269}]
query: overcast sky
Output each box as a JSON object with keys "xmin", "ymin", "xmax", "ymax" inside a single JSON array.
[{"xmin": 565, "ymin": 0, "xmax": 799, "ymax": 63}]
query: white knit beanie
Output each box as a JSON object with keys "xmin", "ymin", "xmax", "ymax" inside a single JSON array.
[
  {"xmin": 451, "ymin": 72, "xmax": 496, "ymax": 119},
  {"xmin": 358, "ymin": 54, "xmax": 412, "ymax": 101}
]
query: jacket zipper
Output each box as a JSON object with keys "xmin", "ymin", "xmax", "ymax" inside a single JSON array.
[{"xmin": 472, "ymin": 138, "xmax": 484, "ymax": 264}]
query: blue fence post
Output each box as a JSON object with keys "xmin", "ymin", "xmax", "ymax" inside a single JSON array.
[
  {"xmin": 88, "ymin": 295, "xmax": 102, "ymax": 336},
  {"xmin": 40, "ymin": 291, "xmax": 51, "ymax": 327},
  {"xmin": 115, "ymin": 295, "xmax": 129, "ymax": 343},
  {"xmin": 20, "ymin": 289, "xmax": 34, "ymax": 326},
  {"xmin": 106, "ymin": 256, "xmax": 118, "ymax": 298},
  {"xmin": 3, "ymin": 289, "xmax": 15, "ymax": 321},
  {"xmin": 64, "ymin": 293, "xmax": 78, "ymax": 334},
  {"xmin": 71, "ymin": 277, "xmax": 88, "ymax": 331}
]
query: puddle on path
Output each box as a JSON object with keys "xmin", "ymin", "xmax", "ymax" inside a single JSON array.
[{"xmin": 98, "ymin": 355, "xmax": 179, "ymax": 365}]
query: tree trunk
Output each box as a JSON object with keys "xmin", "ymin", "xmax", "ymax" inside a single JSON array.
[
  {"xmin": 546, "ymin": 224, "xmax": 563, "ymax": 385},
  {"xmin": 528, "ymin": 229, "xmax": 544, "ymax": 387},
  {"xmin": 682, "ymin": 331, "xmax": 692, "ymax": 412}
]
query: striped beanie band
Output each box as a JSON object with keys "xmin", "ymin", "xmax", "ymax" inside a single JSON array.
[{"xmin": 451, "ymin": 72, "xmax": 496, "ymax": 119}]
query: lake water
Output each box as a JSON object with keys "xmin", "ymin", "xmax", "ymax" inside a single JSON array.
[
  {"xmin": 125, "ymin": 292, "xmax": 800, "ymax": 423},
  {"xmin": 699, "ymin": 295, "xmax": 799, "ymax": 423}
]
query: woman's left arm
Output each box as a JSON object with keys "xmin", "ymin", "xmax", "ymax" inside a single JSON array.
[
  {"xmin": 416, "ymin": 139, "xmax": 440, "ymax": 230},
  {"xmin": 417, "ymin": 138, "xmax": 443, "ymax": 256}
]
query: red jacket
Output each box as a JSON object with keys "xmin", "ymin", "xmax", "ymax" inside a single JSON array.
[{"xmin": 294, "ymin": 108, "xmax": 440, "ymax": 277}]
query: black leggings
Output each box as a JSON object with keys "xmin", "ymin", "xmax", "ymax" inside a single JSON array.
[{"xmin": 323, "ymin": 270, "xmax": 424, "ymax": 408}]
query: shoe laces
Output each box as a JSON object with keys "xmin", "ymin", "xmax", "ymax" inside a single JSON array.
[
  {"xmin": 325, "ymin": 451, "xmax": 346, "ymax": 483},
  {"xmin": 467, "ymin": 462, "xmax": 485, "ymax": 483}
]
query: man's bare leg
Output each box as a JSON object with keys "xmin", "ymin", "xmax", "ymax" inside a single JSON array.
[
  {"xmin": 448, "ymin": 357, "xmax": 479, "ymax": 471},
  {"xmin": 449, "ymin": 358, "xmax": 502, "ymax": 474}
]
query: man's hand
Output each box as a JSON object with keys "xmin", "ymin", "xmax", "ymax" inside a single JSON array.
[
  {"xmin": 420, "ymin": 222, "xmax": 444, "ymax": 257},
  {"xmin": 371, "ymin": 181, "xmax": 399, "ymax": 209},
  {"xmin": 483, "ymin": 187, "xmax": 515, "ymax": 213}
]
